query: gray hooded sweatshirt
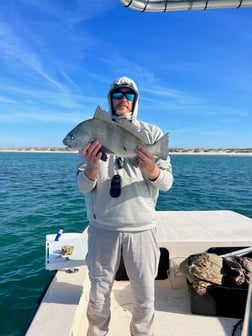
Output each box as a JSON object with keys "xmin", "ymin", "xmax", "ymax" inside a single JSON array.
[{"xmin": 77, "ymin": 77, "xmax": 173, "ymax": 231}]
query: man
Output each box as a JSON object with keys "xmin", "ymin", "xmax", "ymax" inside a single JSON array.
[{"xmin": 77, "ymin": 76, "xmax": 173, "ymax": 336}]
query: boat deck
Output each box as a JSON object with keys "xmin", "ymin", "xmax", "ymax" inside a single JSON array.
[
  {"xmin": 25, "ymin": 210, "xmax": 252, "ymax": 336},
  {"xmin": 98, "ymin": 280, "xmax": 238, "ymax": 336},
  {"xmin": 76, "ymin": 276, "xmax": 239, "ymax": 336}
]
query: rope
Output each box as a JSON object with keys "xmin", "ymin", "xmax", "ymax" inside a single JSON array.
[
  {"xmin": 204, "ymin": 0, "xmax": 209, "ymax": 10},
  {"xmin": 143, "ymin": 0, "xmax": 149, "ymax": 12},
  {"xmin": 237, "ymin": 0, "xmax": 244, "ymax": 8},
  {"xmin": 125, "ymin": 0, "xmax": 134, "ymax": 7}
]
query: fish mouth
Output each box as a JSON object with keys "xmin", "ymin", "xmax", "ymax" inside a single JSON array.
[
  {"xmin": 62, "ymin": 137, "xmax": 70, "ymax": 147},
  {"xmin": 63, "ymin": 133, "xmax": 75, "ymax": 147}
]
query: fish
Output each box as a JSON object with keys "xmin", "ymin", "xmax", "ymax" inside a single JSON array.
[{"xmin": 63, "ymin": 106, "xmax": 169, "ymax": 160}]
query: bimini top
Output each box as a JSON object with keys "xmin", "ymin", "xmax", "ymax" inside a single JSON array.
[{"xmin": 118, "ymin": 0, "xmax": 252, "ymax": 12}]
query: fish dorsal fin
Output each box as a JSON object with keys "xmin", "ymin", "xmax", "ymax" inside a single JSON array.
[
  {"xmin": 116, "ymin": 120, "xmax": 147, "ymax": 142},
  {"xmin": 93, "ymin": 105, "xmax": 112, "ymax": 123},
  {"xmin": 93, "ymin": 105, "xmax": 147, "ymax": 143}
]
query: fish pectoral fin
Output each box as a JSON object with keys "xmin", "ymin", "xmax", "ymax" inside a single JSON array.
[{"xmin": 146, "ymin": 133, "xmax": 169, "ymax": 160}]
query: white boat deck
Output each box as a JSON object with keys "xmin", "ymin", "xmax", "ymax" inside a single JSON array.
[
  {"xmin": 99, "ymin": 279, "xmax": 238, "ymax": 336},
  {"xmin": 25, "ymin": 210, "xmax": 252, "ymax": 336}
]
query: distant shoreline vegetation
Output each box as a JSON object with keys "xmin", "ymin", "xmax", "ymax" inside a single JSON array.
[{"xmin": 1, "ymin": 147, "xmax": 252, "ymax": 155}]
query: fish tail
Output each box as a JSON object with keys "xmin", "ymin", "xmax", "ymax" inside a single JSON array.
[{"xmin": 148, "ymin": 133, "xmax": 169, "ymax": 160}]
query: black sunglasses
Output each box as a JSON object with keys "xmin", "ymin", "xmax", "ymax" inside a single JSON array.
[{"xmin": 110, "ymin": 158, "xmax": 124, "ymax": 198}]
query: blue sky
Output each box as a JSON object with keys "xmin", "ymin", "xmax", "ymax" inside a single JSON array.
[{"xmin": 0, "ymin": 0, "xmax": 252, "ymax": 149}]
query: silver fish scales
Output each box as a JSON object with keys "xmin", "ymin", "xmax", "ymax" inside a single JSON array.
[{"xmin": 63, "ymin": 106, "xmax": 169, "ymax": 160}]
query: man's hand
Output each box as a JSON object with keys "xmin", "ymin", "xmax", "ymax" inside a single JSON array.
[
  {"xmin": 81, "ymin": 140, "xmax": 103, "ymax": 181},
  {"xmin": 136, "ymin": 146, "xmax": 160, "ymax": 181}
]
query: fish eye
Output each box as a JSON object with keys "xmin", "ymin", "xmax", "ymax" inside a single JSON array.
[{"xmin": 69, "ymin": 134, "xmax": 74, "ymax": 140}]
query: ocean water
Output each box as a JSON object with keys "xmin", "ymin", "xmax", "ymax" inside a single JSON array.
[{"xmin": 1, "ymin": 152, "xmax": 252, "ymax": 336}]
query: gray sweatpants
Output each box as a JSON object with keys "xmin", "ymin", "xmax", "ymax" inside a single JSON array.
[{"xmin": 86, "ymin": 226, "xmax": 160, "ymax": 336}]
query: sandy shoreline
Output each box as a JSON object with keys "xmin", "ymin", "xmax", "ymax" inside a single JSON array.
[
  {"xmin": 0, "ymin": 148, "xmax": 78, "ymax": 154},
  {"xmin": 1, "ymin": 147, "xmax": 252, "ymax": 155}
]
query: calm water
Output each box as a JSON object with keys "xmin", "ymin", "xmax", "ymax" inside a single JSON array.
[{"xmin": 1, "ymin": 152, "xmax": 252, "ymax": 336}]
